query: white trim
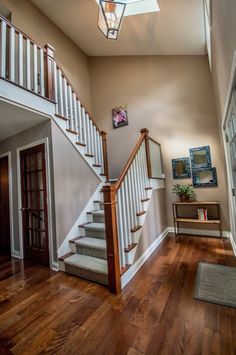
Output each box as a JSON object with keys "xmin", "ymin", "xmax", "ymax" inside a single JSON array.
[
  {"xmin": 16, "ymin": 138, "xmax": 56, "ymax": 269},
  {"xmin": 121, "ymin": 227, "xmax": 169, "ymax": 289},
  {"xmin": 228, "ymin": 232, "xmax": 236, "ymax": 256},
  {"xmin": 221, "ymin": 50, "xmax": 236, "ymax": 250},
  {"xmin": 167, "ymin": 226, "xmax": 230, "ymax": 238},
  {"xmin": 0, "ymin": 151, "xmax": 15, "ymax": 257}
]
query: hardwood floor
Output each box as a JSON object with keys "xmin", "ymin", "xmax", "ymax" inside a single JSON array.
[{"xmin": 0, "ymin": 235, "xmax": 235, "ymax": 355}]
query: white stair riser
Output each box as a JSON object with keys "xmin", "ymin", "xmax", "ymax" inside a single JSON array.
[
  {"xmin": 59, "ymin": 259, "xmax": 66, "ymax": 272},
  {"xmin": 85, "ymin": 229, "xmax": 106, "ymax": 239},
  {"xmin": 125, "ymin": 245, "xmax": 138, "ymax": 265},
  {"xmin": 76, "ymin": 246, "xmax": 107, "ymax": 259},
  {"xmin": 132, "ymin": 229, "xmax": 142, "ymax": 244},
  {"xmin": 64, "ymin": 264, "xmax": 108, "ymax": 286}
]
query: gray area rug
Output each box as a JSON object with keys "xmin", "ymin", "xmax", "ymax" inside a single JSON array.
[{"xmin": 194, "ymin": 262, "xmax": 236, "ymax": 308}]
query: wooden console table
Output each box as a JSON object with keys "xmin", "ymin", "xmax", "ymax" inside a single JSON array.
[{"xmin": 172, "ymin": 201, "xmax": 222, "ymax": 239}]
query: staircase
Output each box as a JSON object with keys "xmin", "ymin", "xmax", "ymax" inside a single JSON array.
[
  {"xmin": 0, "ymin": 15, "xmax": 166, "ymax": 294},
  {"xmin": 58, "ymin": 200, "xmax": 109, "ymax": 285}
]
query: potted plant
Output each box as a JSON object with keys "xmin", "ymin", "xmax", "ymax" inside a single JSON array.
[{"xmin": 172, "ymin": 184, "xmax": 194, "ymax": 202}]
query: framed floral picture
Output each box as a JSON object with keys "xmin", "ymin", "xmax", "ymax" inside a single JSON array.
[{"xmin": 112, "ymin": 105, "xmax": 128, "ymax": 129}]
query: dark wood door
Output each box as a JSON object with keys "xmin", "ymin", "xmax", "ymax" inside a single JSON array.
[
  {"xmin": 0, "ymin": 156, "xmax": 10, "ymax": 255},
  {"xmin": 20, "ymin": 144, "xmax": 49, "ymax": 266}
]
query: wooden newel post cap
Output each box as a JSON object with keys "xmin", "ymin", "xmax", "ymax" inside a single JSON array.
[
  {"xmin": 101, "ymin": 131, "xmax": 107, "ymax": 138},
  {"xmin": 140, "ymin": 128, "xmax": 149, "ymax": 135},
  {"xmin": 44, "ymin": 44, "xmax": 55, "ymax": 57}
]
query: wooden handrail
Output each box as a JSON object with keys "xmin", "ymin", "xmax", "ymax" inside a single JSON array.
[
  {"xmin": 115, "ymin": 128, "xmax": 149, "ymax": 190},
  {"xmin": 0, "ymin": 15, "xmax": 45, "ymax": 50}
]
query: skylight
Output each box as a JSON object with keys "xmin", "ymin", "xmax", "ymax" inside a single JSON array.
[{"xmin": 95, "ymin": 0, "xmax": 160, "ymax": 17}]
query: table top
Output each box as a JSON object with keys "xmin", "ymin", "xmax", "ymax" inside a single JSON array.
[{"xmin": 173, "ymin": 201, "xmax": 220, "ymax": 206}]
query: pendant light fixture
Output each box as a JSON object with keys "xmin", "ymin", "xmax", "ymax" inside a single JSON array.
[{"xmin": 98, "ymin": 0, "xmax": 126, "ymax": 40}]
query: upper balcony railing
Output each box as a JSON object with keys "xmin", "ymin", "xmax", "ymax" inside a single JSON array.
[{"xmin": 0, "ymin": 15, "xmax": 109, "ymax": 180}]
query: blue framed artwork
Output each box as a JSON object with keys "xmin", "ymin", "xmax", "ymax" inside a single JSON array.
[
  {"xmin": 190, "ymin": 146, "xmax": 211, "ymax": 169},
  {"xmin": 192, "ymin": 167, "xmax": 218, "ymax": 187},
  {"xmin": 172, "ymin": 157, "xmax": 191, "ymax": 179}
]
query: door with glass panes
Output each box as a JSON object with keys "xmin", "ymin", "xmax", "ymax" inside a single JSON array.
[
  {"xmin": 20, "ymin": 144, "xmax": 49, "ymax": 265},
  {"xmin": 225, "ymin": 86, "xmax": 236, "ymax": 238}
]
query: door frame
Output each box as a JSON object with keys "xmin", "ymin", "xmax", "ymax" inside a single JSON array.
[
  {"xmin": 222, "ymin": 50, "xmax": 236, "ymax": 254},
  {"xmin": 16, "ymin": 138, "xmax": 56, "ymax": 269},
  {"xmin": 0, "ymin": 151, "xmax": 14, "ymax": 256}
]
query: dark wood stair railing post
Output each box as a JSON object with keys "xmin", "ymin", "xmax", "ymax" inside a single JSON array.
[
  {"xmin": 44, "ymin": 44, "xmax": 55, "ymax": 101},
  {"xmin": 141, "ymin": 128, "xmax": 152, "ymax": 178},
  {"xmin": 101, "ymin": 131, "xmax": 109, "ymax": 182},
  {"xmin": 103, "ymin": 185, "xmax": 121, "ymax": 294}
]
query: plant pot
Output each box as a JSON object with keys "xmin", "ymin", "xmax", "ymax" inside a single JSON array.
[{"xmin": 179, "ymin": 194, "xmax": 190, "ymax": 202}]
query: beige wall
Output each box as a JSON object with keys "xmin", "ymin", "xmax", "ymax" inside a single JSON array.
[
  {"xmin": 211, "ymin": 0, "xmax": 236, "ymax": 121},
  {"xmin": 134, "ymin": 188, "xmax": 167, "ymax": 262},
  {"xmin": 89, "ymin": 55, "xmax": 229, "ymax": 230},
  {"xmin": 51, "ymin": 121, "xmax": 100, "ymax": 249},
  {"xmin": 0, "ymin": 0, "xmax": 92, "ymax": 111}
]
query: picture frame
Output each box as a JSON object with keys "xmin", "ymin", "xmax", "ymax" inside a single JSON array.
[
  {"xmin": 189, "ymin": 146, "xmax": 211, "ymax": 169},
  {"xmin": 172, "ymin": 157, "xmax": 191, "ymax": 179},
  {"xmin": 112, "ymin": 105, "xmax": 128, "ymax": 129},
  {"xmin": 192, "ymin": 167, "xmax": 218, "ymax": 187}
]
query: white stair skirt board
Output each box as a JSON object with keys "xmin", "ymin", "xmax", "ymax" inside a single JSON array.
[
  {"xmin": 57, "ymin": 182, "xmax": 104, "ymax": 257},
  {"xmin": 121, "ymin": 227, "xmax": 169, "ymax": 289},
  {"xmin": 53, "ymin": 114, "xmax": 104, "ymax": 181},
  {"xmin": 167, "ymin": 227, "xmax": 230, "ymax": 238},
  {"xmin": 228, "ymin": 232, "xmax": 236, "ymax": 256}
]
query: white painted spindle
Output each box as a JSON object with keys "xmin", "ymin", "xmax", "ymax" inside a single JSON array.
[{"xmin": 0, "ymin": 20, "xmax": 7, "ymax": 77}]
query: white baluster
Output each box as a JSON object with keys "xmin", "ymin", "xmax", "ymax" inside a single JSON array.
[
  {"xmin": 33, "ymin": 44, "xmax": 37, "ymax": 92},
  {"xmin": 86, "ymin": 115, "xmax": 92, "ymax": 155},
  {"xmin": 68, "ymin": 85, "xmax": 73, "ymax": 129},
  {"xmin": 0, "ymin": 20, "xmax": 7, "ymax": 77},
  {"xmin": 130, "ymin": 162, "xmax": 139, "ymax": 226},
  {"xmin": 18, "ymin": 33, "xmax": 23, "ymax": 86},
  {"xmin": 72, "ymin": 93, "xmax": 78, "ymax": 133},
  {"xmin": 93, "ymin": 127, "xmax": 99, "ymax": 166},
  {"xmin": 133, "ymin": 157, "xmax": 142, "ymax": 213},
  {"xmin": 117, "ymin": 189, "xmax": 126, "ymax": 269},
  {"xmin": 26, "ymin": 39, "xmax": 31, "ymax": 90},
  {"xmin": 9, "ymin": 27, "xmax": 15, "ymax": 82},
  {"xmin": 63, "ymin": 77, "xmax": 68, "ymax": 119},
  {"xmin": 120, "ymin": 183, "xmax": 129, "ymax": 249},
  {"xmin": 77, "ymin": 100, "xmax": 83, "ymax": 143},
  {"xmin": 124, "ymin": 177, "xmax": 132, "ymax": 246},
  {"xmin": 96, "ymin": 130, "xmax": 102, "ymax": 166},
  {"xmin": 82, "ymin": 107, "xmax": 87, "ymax": 146},
  {"xmin": 89, "ymin": 120, "xmax": 95, "ymax": 156},
  {"xmin": 138, "ymin": 146, "xmax": 145, "ymax": 199},
  {"xmin": 127, "ymin": 169, "xmax": 136, "ymax": 230},
  {"xmin": 40, "ymin": 48, "xmax": 45, "ymax": 96},
  {"xmin": 99, "ymin": 135, "xmax": 104, "ymax": 172},
  {"xmin": 57, "ymin": 69, "xmax": 64, "ymax": 116}
]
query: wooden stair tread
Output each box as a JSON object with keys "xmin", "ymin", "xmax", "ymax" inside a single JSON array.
[
  {"xmin": 120, "ymin": 264, "xmax": 131, "ymax": 275},
  {"xmin": 66, "ymin": 128, "xmax": 78, "ymax": 135},
  {"xmin": 136, "ymin": 211, "xmax": 146, "ymax": 217},
  {"xmin": 85, "ymin": 153, "xmax": 94, "ymax": 158},
  {"xmin": 131, "ymin": 225, "xmax": 142, "ymax": 233},
  {"xmin": 55, "ymin": 113, "xmax": 68, "ymax": 121},
  {"xmin": 58, "ymin": 252, "xmax": 74, "ymax": 261},
  {"xmin": 145, "ymin": 187, "xmax": 153, "ymax": 190},
  {"xmin": 141, "ymin": 198, "xmax": 150, "ymax": 203},
  {"xmin": 125, "ymin": 243, "xmax": 137, "ymax": 253},
  {"xmin": 76, "ymin": 142, "xmax": 86, "ymax": 147}
]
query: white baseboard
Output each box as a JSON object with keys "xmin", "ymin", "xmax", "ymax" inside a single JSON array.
[
  {"xmin": 228, "ymin": 232, "xmax": 236, "ymax": 256},
  {"xmin": 121, "ymin": 227, "xmax": 169, "ymax": 289},
  {"xmin": 167, "ymin": 227, "xmax": 230, "ymax": 238}
]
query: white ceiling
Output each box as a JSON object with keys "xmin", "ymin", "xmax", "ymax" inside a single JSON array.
[
  {"xmin": 31, "ymin": 0, "xmax": 206, "ymax": 56},
  {"xmin": 0, "ymin": 100, "xmax": 48, "ymax": 141}
]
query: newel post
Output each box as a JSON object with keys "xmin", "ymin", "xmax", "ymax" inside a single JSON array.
[
  {"xmin": 101, "ymin": 131, "xmax": 109, "ymax": 182},
  {"xmin": 141, "ymin": 128, "xmax": 152, "ymax": 178},
  {"xmin": 44, "ymin": 44, "xmax": 55, "ymax": 101},
  {"xmin": 103, "ymin": 185, "xmax": 121, "ymax": 294}
]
